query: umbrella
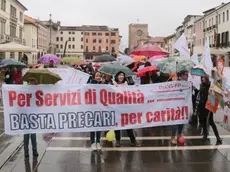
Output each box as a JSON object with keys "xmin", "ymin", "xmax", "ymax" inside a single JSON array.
[
  {"xmin": 93, "ymin": 55, "xmax": 116, "ymax": 62},
  {"xmin": 0, "ymin": 58, "xmax": 26, "ymax": 68},
  {"xmin": 159, "ymin": 56, "xmax": 194, "ymax": 74},
  {"xmin": 22, "ymin": 69, "xmax": 62, "ymax": 84},
  {"xmin": 132, "ymin": 56, "xmax": 146, "ymax": 61},
  {"xmin": 136, "ymin": 66, "xmax": 159, "ymax": 77},
  {"xmin": 117, "ymin": 55, "xmax": 135, "ymax": 65},
  {"xmin": 40, "ymin": 54, "xmax": 61, "ymax": 64},
  {"xmin": 131, "ymin": 44, "xmax": 169, "ymax": 57},
  {"xmin": 62, "ymin": 57, "xmax": 82, "ymax": 63},
  {"xmin": 0, "ymin": 42, "xmax": 38, "ymax": 52},
  {"xmin": 148, "ymin": 55, "xmax": 165, "ymax": 63},
  {"xmin": 191, "ymin": 64, "xmax": 209, "ymax": 76},
  {"xmin": 138, "ymin": 58, "xmax": 167, "ymax": 71},
  {"xmin": 98, "ymin": 63, "xmax": 135, "ymax": 76}
]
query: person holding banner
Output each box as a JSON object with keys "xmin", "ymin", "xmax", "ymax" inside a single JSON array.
[
  {"xmin": 24, "ymin": 77, "xmax": 39, "ymax": 157},
  {"xmin": 113, "ymin": 71, "xmax": 138, "ymax": 147},
  {"xmin": 199, "ymin": 76, "xmax": 222, "ymax": 145},
  {"xmin": 171, "ymin": 70, "xmax": 189, "ymax": 145},
  {"xmin": 89, "ymin": 71, "xmax": 103, "ymax": 151}
]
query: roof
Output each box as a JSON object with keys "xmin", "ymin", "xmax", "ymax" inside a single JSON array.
[
  {"xmin": 24, "ymin": 15, "xmax": 36, "ymax": 23},
  {"xmin": 194, "ymin": 16, "xmax": 204, "ymax": 23},
  {"xmin": 204, "ymin": 2, "xmax": 230, "ymax": 17},
  {"xmin": 82, "ymin": 25, "xmax": 119, "ymax": 32},
  {"xmin": 15, "ymin": 0, "xmax": 27, "ymax": 10},
  {"xmin": 165, "ymin": 33, "xmax": 176, "ymax": 39},
  {"xmin": 24, "ymin": 19, "xmax": 38, "ymax": 27},
  {"xmin": 203, "ymin": 3, "xmax": 225, "ymax": 14},
  {"xmin": 60, "ymin": 26, "xmax": 83, "ymax": 31},
  {"xmin": 176, "ymin": 25, "xmax": 183, "ymax": 31}
]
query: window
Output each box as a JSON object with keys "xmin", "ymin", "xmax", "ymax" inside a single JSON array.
[
  {"xmin": 211, "ymin": 18, "xmax": 213, "ymax": 26},
  {"xmin": 223, "ymin": 12, "xmax": 225, "ymax": 22},
  {"xmin": 85, "ymin": 32, "xmax": 89, "ymax": 35},
  {"xmin": 72, "ymin": 45, "xmax": 75, "ymax": 49},
  {"xmin": 10, "ymin": 5, "xmax": 17, "ymax": 17},
  {"xmin": 106, "ymin": 46, "xmax": 108, "ymax": 51},
  {"xmin": 98, "ymin": 33, "xmax": 102, "ymax": 36},
  {"xmin": 72, "ymin": 37, "xmax": 75, "ymax": 41},
  {"xmin": 93, "ymin": 46, "xmax": 95, "ymax": 50},
  {"xmin": 0, "ymin": 21, "xmax": 6, "ymax": 34},
  {"xmin": 60, "ymin": 37, "xmax": 63, "ymax": 41},
  {"xmin": 111, "ymin": 32, "xmax": 116, "ymax": 36},
  {"xmin": 81, "ymin": 37, "xmax": 83, "ymax": 42},
  {"xmin": 60, "ymin": 45, "xmax": 63, "ymax": 49},
  {"xmin": 10, "ymin": 25, "xmax": 16, "ymax": 37},
  {"xmin": 111, "ymin": 40, "xmax": 116, "ymax": 44},
  {"xmin": 92, "ymin": 32, "xmax": 97, "ymax": 36},
  {"xmin": 60, "ymin": 32, "xmax": 63, "ymax": 34},
  {"xmin": 1, "ymin": 0, "xmax": 6, "ymax": 11},
  {"xmin": 81, "ymin": 32, "xmax": 83, "ymax": 35},
  {"xmin": 56, "ymin": 37, "xmax": 59, "ymax": 41},
  {"xmin": 99, "ymin": 39, "xmax": 102, "ymax": 43},
  {"xmin": 216, "ymin": 15, "xmax": 218, "ymax": 24},
  {"xmin": 19, "ymin": 27, "xmax": 22, "ymax": 39},
  {"xmin": 20, "ymin": 12, "xmax": 23, "ymax": 22},
  {"xmin": 112, "ymin": 47, "xmax": 115, "ymax": 52},
  {"xmin": 227, "ymin": 10, "xmax": 229, "ymax": 21},
  {"xmin": 93, "ymin": 39, "xmax": 97, "ymax": 43},
  {"xmin": 86, "ymin": 46, "xmax": 88, "ymax": 52},
  {"xmin": 69, "ymin": 37, "xmax": 71, "ymax": 41},
  {"xmin": 106, "ymin": 39, "xmax": 108, "ymax": 43},
  {"xmin": 86, "ymin": 39, "xmax": 88, "ymax": 43},
  {"xmin": 105, "ymin": 33, "xmax": 110, "ymax": 36},
  {"xmin": 209, "ymin": 19, "xmax": 211, "ymax": 27},
  {"xmin": 81, "ymin": 45, "xmax": 83, "ymax": 49},
  {"xmin": 99, "ymin": 46, "xmax": 101, "ymax": 52},
  {"xmin": 68, "ymin": 45, "xmax": 71, "ymax": 49},
  {"xmin": 69, "ymin": 32, "xmax": 71, "ymax": 34},
  {"xmin": 72, "ymin": 32, "xmax": 75, "ymax": 34},
  {"xmin": 56, "ymin": 44, "xmax": 59, "ymax": 49},
  {"xmin": 219, "ymin": 14, "xmax": 221, "ymax": 24}
]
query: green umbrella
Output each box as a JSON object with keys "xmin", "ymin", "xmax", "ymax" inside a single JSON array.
[
  {"xmin": 22, "ymin": 69, "xmax": 62, "ymax": 84},
  {"xmin": 159, "ymin": 56, "xmax": 194, "ymax": 74},
  {"xmin": 93, "ymin": 55, "xmax": 116, "ymax": 62},
  {"xmin": 98, "ymin": 63, "xmax": 135, "ymax": 76},
  {"xmin": 62, "ymin": 57, "xmax": 82, "ymax": 63},
  {"xmin": 0, "ymin": 58, "xmax": 26, "ymax": 68}
]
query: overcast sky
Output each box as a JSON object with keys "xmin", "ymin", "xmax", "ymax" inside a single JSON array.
[{"xmin": 20, "ymin": 0, "xmax": 229, "ymax": 47}]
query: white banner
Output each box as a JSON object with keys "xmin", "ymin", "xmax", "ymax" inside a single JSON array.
[
  {"xmin": 201, "ymin": 39, "xmax": 213, "ymax": 76},
  {"xmin": 23, "ymin": 68, "xmax": 90, "ymax": 85},
  {"xmin": 2, "ymin": 81, "xmax": 192, "ymax": 135}
]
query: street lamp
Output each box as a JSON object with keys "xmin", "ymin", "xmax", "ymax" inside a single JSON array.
[{"xmin": 190, "ymin": 33, "xmax": 196, "ymax": 56}]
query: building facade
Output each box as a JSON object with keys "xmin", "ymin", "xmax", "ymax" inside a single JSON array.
[
  {"xmin": 194, "ymin": 17, "xmax": 204, "ymax": 55},
  {"xmin": 56, "ymin": 26, "xmax": 84, "ymax": 59},
  {"xmin": 164, "ymin": 33, "xmax": 177, "ymax": 56},
  {"xmin": 128, "ymin": 24, "xmax": 148, "ymax": 52},
  {"xmin": 40, "ymin": 19, "xmax": 60, "ymax": 54},
  {"xmin": 138, "ymin": 36, "xmax": 165, "ymax": 47},
  {"xmin": 24, "ymin": 18, "xmax": 38, "ymax": 65},
  {"xmin": 82, "ymin": 25, "xmax": 119, "ymax": 60},
  {"xmin": 0, "ymin": 0, "xmax": 27, "ymax": 60}
]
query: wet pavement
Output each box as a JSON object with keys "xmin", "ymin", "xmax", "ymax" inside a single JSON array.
[
  {"xmin": 0, "ymin": 124, "xmax": 230, "ymax": 172},
  {"xmin": 0, "ymin": 110, "xmax": 230, "ymax": 172}
]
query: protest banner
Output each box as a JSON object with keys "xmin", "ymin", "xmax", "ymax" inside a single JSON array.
[
  {"xmin": 23, "ymin": 68, "xmax": 90, "ymax": 85},
  {"xmin": 2, "ymin": 81, "xmax": 192, "ymax": 135}
]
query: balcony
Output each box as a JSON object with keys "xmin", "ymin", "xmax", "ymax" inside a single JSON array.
[{"xmin": 10, "ymin": 15, "xmax": 18, "ymax": 23}]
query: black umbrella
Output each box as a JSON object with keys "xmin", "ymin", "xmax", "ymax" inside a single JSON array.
[{"xmin": 93, "ymin": 55, "xmax": 116, "ymax": 62}]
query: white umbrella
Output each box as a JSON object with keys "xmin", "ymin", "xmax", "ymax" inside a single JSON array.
[{"xmin": 0, "ymin": 42, "xmax": 38, "ymax": 52}]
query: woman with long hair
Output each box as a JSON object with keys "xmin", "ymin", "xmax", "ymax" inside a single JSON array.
[
  {"xmin": 113, "ymin": 71, "xmax": 138, "ymax": 147},
  {"xmin": 88, "ymin": 71, "xmax": 103, "ymax": 151}
]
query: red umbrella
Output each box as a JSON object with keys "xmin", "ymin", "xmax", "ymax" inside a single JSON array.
[
  {"xmin": 131, "ymin": 44, "xmax": 168, "ymax": 57},
  {"xmin": 136, "ymin": 66, "xmax": 158, "ymax": 77}
]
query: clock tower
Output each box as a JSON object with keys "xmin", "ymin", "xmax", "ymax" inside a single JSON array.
[{"xmin": 128, "ymin": 24, "xmax": 148, "ymax": 52}]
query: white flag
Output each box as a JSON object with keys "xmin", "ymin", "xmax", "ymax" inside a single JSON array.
[
  {"xmin": 191, "ymin": 53, "xmax": 199, "ymax": 65},
  {"xmin": 173, "ymin": 33, "xmax": 190, "ymax": 59},
  {"xmin": 201, "ymin": 39, "xmax": 213, "ymax": 76}
]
